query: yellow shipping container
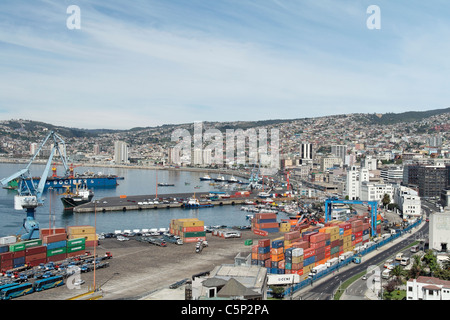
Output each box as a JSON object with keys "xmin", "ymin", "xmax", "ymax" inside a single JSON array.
[
  {"xmin": 67, "ymin": 225, "xmax": 96, "ymax": 235},
  {"xmin": 68, "ymin": 233, "xmax": 98, "ymax": 241},
  {"xmin": 171, "ymin": 218, "xmax": 204, "ymax": 228},
  {"xmin": 292, "ymin": 256, "xmax": 304, "ymax": 264}
]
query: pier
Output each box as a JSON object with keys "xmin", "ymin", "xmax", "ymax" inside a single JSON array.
[{"xmin": 73, "ymin": 191, "xmax": 295, "ymax": 213}]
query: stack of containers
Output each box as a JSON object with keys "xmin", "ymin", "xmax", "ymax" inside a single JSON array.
[
  {"xmin": 0, "ymin": 251, "xmax": 13, "ymax": 272},
  {"xmin": 25, "ymin": 244, "xmax": 47, "ymax": 267},
  {"xmin": 375, "ymin": 214, "xmax": 383, "ymax": 234},
  {"xmin": 251, "ymin": 213, "xmax": 279, "ymax": 234},
  {"xmin": 284, "ymin": 231, "xmax": 301, "ymax": 248},
  {"xmin": 320, "ymin": 226, "xmax": 340, "ymax": 259},
  {"xmin": 351, "ymin": 219, "xmax": 363, "ymax": 249},
  {"xmin": 170, "ymin": 218, "xmax": 206, "ymax": 243},
  {"xmin": 66, "ymin": 238, "xmax": 86, "ymax": 258},
  {"xmin": 339, "ymin": 222, "xmax": 353, "ymax": 254},
  {"xmin": 43, "ymin": 230, "xmax": 67, "ymax": 263},
  {"xmin": 67, "ymin": 225, "xmax": 98, "ymax": 247},
  {"xmin": 9, "ymin": 242, "xmax": 26, "ymax": 269},
  {"xmin": 362, "ymin": 222, "xmax": 371, "ymax": 244},
  {"xmin": 251, "ymin": 239, "xmax": 271, "ymax": 268},
  {"xmin": 309, "ymin": 233, "xmax": 327, "ymax": 266},
  {"xmin": 302, "ymin": 248, "xmax": 315, "ymax": 276},
  {"xmin": 284, "ymin": 247, "xmax": 304, "ymax": 275},
  {"xmin": 279, "ymin": 221, "xmax": 291, "ymax": 233},
  {"xmin": 270, "ymin": 239, "xmax": 284, "ymax": 274}
]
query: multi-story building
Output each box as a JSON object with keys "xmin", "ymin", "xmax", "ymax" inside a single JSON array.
[
  {"xmin": 320, "ymin": 156, "xmax": 342, "ymax": 171},
  {"xmin": 331, "ymin": 145, "xmax": 347, "ymax": 162},
  {"xmin": 300, "ymin": 142, "xmax": 313, "ymax": 163},
  {"xmin": 429, "ymin": 209, "xmax": 450, "ymax": 252},
  {"xmin": 403, "ymin": 164, "xmax": 448, "ymax": 198},
  {"xmin": 114, "ymin": 140, "xmax": 129, "ymax": 164},
  {"xmin": 380, "ymin": 166, "xmax": 404, "ymax": 183},
  {"xmin": 359, "ymin": 181, "xmax": 394, "ymax": 204},
  {"xmin": 394, "ymin": 186, "xmax": 421, "ymax": 219}
]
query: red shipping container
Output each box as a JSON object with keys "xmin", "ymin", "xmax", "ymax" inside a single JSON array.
[
  {"xmin": 284, "ymin": 231, "xmax": 301, "ymax": 241},
  {"xmin": 12, "ymin": 250, "xmax": 25, "ymax": 259},
  {"xmin": 25, "ymin": 245, "xmax": 46, "ymax": 256},
  {"xmin": 310, "ymin": 233, "xmax": 326, "ymax": 243},
  {"xmin": 43, "ymin": 233, "xmax": 67, "ymax": 244},
  {"xmin": 354, "ymin": 231, "xmax": 363, "ymax": 237},
  {"xmin": 264, "ymin": 259, "xmax": 272, "ymax": 268},
  {"xmin": 0, "ymin": 252, "xmax": 14, "ymax": 261},
  {"xmin": 325, "ymin": 245, "xmax": 331, "ymax": 253},
  {"xmin": 46, "ymin": 253, "xmax": 67, "ymax": 262},
  {"xmin": 315, "ymin": 246, "xmax": 325, "ymax": 255},
  {"xmin": 278, "ymin": 260, "xmax": 285, "ymax": 269},
  {"xmin": 28, "ymin": 258, "xmax": 46, "ymax": 267},
  {"xmin": 303, "ymin": 248, "xmax": 315, "ymax": 259},
  {"xmin": 25, "ymin": 252, "xmax": 47, "ymax": 263},
  {"xmin": 40, "ymin": 228, "xmax": 66, "ymax": 236},
  {"xmin": 251, "ymin": 245, "xmax": 259, "ymax": 253},
  {"xmin": 258, "ymin": 222, "xmax": 279, "ymax": 229},
  {"xmin": 295, "ymin": 269, "xmax": 303, "ymax": 276},
  {"xmin": 1, "ymin": 261, "xmax": 13, "ymax": 272},
  {"xmin": 85, "ymin": 240, "xmax": 98, "ymax": 247},
  {"xmin": 310, "ymin": 241, "xmax": 325, "ymax": 249},
  {"xmin": 258, "ymin": 239, "xmax": 270, "ymax": 248},
  {"xmin": 292, "ymin": 262, "xmax": 303, "ymax": 270},
  {"xmin": 66, "ymin": 250, "xmax": 86, "ymax": 258}
]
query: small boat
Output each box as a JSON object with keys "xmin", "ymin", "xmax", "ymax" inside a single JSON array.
[
  {"xmin": 200, "ymin": 175, "xmax": 212, "ymax": 181},
  {"xmin": 214, "ymin": 176, "xmax": 226, "ymax": 182},
  {"xmin": 227, "ymin": 176, "xmax": 238, "ymax": 183},
  {"xmin": 185, "ymin": 182, "xmax": 190, "ymax": 185},
  {"xmin": 194, "ymin": 185, "xmax": 201, "ymax": 189},
  {"xmin": 158, "ymin": 183, "xmax": 175, "ymax": 187}
]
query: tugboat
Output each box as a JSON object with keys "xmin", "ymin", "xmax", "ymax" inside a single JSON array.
[
  {"xmin": 60, "ymin": 183, "xmax": 94, "ymax": 211},
  {"xmin": 182, "ymin": 197, "xmax": 214, "ymax": 209}
]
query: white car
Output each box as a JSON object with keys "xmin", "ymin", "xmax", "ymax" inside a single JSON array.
[{"xmin": 117, "ymin": 235, "xmax": 129, "ymax": 241}]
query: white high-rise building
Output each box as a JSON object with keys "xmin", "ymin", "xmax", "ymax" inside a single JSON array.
[
  {"xmin": 394, "ymin": 186, "xmax": 421, "ymax": 219},
  {"xmin": 114, "ymin": 141, "xmax": 129, "ymax": 164},
  {"xmin": 345, "ymin": 166, "xmax": 369, "ymax": 200}
]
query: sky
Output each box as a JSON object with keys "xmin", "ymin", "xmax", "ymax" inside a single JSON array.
[{"xmin": 0, "ymin": 0, "xmax": 449, "ymax": 129}]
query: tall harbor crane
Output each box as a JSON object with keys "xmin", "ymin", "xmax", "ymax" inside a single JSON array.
[{"xmin": 0, "ymin": 131, "xmax": 69, "ymax": 240}]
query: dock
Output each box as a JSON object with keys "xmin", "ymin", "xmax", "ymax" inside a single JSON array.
[{"xmin": 73, "ymin": 191, "xmax": 295, "ymax": 213}]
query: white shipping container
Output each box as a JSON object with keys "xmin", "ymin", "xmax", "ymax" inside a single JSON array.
[
  {"xmin": 292, "ymin": 248, "xmax": 304, "ymax": 257},
  {"xmin": 0, "ymin": 236, "xmax": 17, "ymax": 245}
]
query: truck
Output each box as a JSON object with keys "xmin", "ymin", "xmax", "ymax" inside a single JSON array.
[
  {"xmin": 382, "ymin": 269, "xmax": 391, "ymax": 279},
  {"xmin": 339, "ymin": 251, "xmax": 354, "ymax": 262},
  {"xmin": 395, "ymin": 252, "xmax": 404, "ymax": 261},
  {"xmin": 162, "ymin": 234, "xmax": 183, "ymax": 245},
  {"xmin": 326, "ymin": 257, "xmax": 339, "ymax": 268},
  {"xmin": 308, "ymin": 264, "xmax": 327, "ymax": 277}
]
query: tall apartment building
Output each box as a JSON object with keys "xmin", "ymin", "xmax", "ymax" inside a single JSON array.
[
  {"xmin": 114, "ymin": 141, "xmax": 129, "ymax": 164},
  {"xmin": 331, "ymin": 145, "xmax": 347, "ymax": 162},
  {"xmin": 300, "ymin": 143, "xmax": 313, "ymax": 163},
  {"xmin": 360, "ymin": 181, "xmax": 394, "ymax": 204},
  {"xmin": 345, "ymin": 166, "xmax": 369, "ymax": 200}
]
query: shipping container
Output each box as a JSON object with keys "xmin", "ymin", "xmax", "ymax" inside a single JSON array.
[
  {"xmin": 47, "ymin": 247, "xmax": 67, "ymax": 257},
  {"xmin": 66, "ymin": 225, "xmax": 96, "ymax": 234},
  {"xmin": 46, "ymin": 240, "xmax": 67, "ymax": 250},
  {"xmin": 0, "ymin": 245, "xmax": 8, "ymax": 254},
  {"xmin": 67, "ymin": 238, "xmax": 86, "ymax": 248},
  {"xmin": 40, "ymin": 228, "xmax": 66, "ymax": 236},
  {"xmin": 43, "ymin": 233, "xmax": 67, "ymax": 244},
  {"xmin": 25, "ymin": 252, "xmax": 47, "ymax": 263},
  {"xmin": 46, "ymin": 253, "xmax": 67, "ymax": 262},
  {"xmin": 0, "ymin": 236, "xmax": 17, "ymax": 245},
  {"xmin": 25, "ymin": 245, "xmax": 46, "ymax": 256},
  {"xmin": 9, "ymin": 242, "xmax": 25, "ymax": 252}
]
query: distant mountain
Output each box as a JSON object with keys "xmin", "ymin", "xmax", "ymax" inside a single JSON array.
[{"xmin": 363, "ymin": 107, "xmax": 450, "ymax": 125}]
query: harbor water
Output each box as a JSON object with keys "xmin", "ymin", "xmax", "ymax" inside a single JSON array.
[{"xmin": 0, "ymin": 163, "xmax": 261, "ymax": 237}]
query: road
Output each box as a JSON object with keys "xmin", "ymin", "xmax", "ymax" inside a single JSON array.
[{"xmin": 293, "ymin": 207, "xmax": 430, "ymax": 300}]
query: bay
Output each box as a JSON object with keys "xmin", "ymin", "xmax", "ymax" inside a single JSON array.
[{"xmin": 0, "ymin": 163, "xmax": 254, "ymax": 237}]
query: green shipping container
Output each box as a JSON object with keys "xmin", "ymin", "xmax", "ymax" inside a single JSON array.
[
  {"xmin": 23, "ymin": 239, "xmax": 42, "ymax": 248},
  {"xmin": 47, "ymin": 247, "xmax": 67, "ymax": 257},
  {"xmin": 182, "ymin": 231, "xmax": 206, "ymax": 238},
  {"xmin": 67, "ymin": 238, "xmax": 86, "ymax": 248},
  {"xmin": 67, "ymin": 245, "xmax": 85, "ymax": 253},
  {"xmin": 9, "ymin": 242, "xmax": 25, "ymax": 252},
  {"xmin": 244, "ymin": 239, "xmax": 253, "ymax": 246}
]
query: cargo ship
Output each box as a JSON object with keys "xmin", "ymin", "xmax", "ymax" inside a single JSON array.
[
  {"xmin": 182, "ymin": 197, "xmax": 213, "ymax": 209},
  {"xmin": 7, "ymin": 173, "xmax": 121, "ymax": 190}
]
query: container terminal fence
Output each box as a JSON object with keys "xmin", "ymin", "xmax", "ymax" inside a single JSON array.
[{"xmin": 283, "ymin": 218, "xmax": 423, "ymax": 297}]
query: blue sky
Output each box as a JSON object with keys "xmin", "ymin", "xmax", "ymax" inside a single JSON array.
[{"xmin": 0, "ymin": 0, "xmax": 449, "ymax": 129}]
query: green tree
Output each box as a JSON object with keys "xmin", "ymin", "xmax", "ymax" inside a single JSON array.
[
  {"xmin": 382, "ymin": 194, "xmax": 391, "ymax": 207},
  {"xmin": 391, "ymin": 265, "xmax": 406, "ymax": 285},
  {"xmin": 408, "ymin": 255, "xmax": 423, "ymax": 279}
]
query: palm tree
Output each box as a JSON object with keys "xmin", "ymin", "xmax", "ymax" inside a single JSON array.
[
  {"xmin": 408, "ymin": 255, "xmax": 423, "ymax": 279},
  {"xmin": 391, "ymin": 265, "xmax": 405, "ymax": 285},
  {"xmin": 382, "ymin": 193, "xmax": 391, "ymax": 208}
]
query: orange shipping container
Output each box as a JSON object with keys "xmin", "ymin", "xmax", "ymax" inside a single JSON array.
[
  {"xmin": 40, "ymin": 228, "xmax": 66, "ymax": 236},
  {"xmin": 270, "ymin": 247, "xmax": 284, "ymax": 255},
  {"xmin": 182, "ymin": 226, "xmax": 204, "ymax": 232},
  {"xmin": 271, "ymin": 253, "xmax": 284, "ymax": 262},
  {"xmin": 43, "ymin": 233, "xmax": 67, "ymax": 244}
]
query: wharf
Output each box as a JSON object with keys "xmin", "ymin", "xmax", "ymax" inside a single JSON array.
[{"xmin": 73, "ymin": 191, "xmax": 294, "ymax": 213}]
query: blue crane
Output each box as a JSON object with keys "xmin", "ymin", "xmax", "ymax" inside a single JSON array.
[
  {"xmin": 324, "ymin": 198, "xmax": 379, "ymax": 237},
  {"xmin": 0, "ymin": 131, "xmax": 69, "ymax": 240}
]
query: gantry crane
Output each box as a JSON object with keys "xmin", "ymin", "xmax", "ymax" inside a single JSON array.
[{"xmin": 0, "ymin": 131, "xmax": 69, "ymax": 240}]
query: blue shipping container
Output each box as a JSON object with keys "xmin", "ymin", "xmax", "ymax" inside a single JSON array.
[
  {"xmin": 46, "ymin": 240, "xmax": 67, "ymax": 250},
  {"xmin": 258, "ymin": 246, "xmax": 270, "ymax": 254},
  {"xmin": 13, "ymin": 256, "xmax": 25, "ymax": 265},
  {"xmin": 271, "ymin": 240, "xmax": 284, "ymax": 248},
  {"xmin": 261, "ymin": 228, "xmax": 279, "ymax": 233},
  {"xmin": 0, "ymin": 245, "xmax": 8, "ymax": 254}
]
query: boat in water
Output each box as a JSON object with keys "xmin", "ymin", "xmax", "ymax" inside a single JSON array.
[
  {"xmin": 199, "ymin": 174, "xmax": 212, "ymax": 181},
  {"xmin": 214, "ymin": 176, "xmax": 226, "ymax": 182},
  {"xmin": 227, "ymin": 175, "xmax": 238, "ymax": 183},
  {"xmin": 157, "ymin": 182, "xmax": 175, "ymax": 187},
  {"xmin": 182, "ymin": 197, "xmax": 214, "ymax": 209},
  {"xmin": 60, "ymin": 184, "xmax": 94, "ymax": 211}
]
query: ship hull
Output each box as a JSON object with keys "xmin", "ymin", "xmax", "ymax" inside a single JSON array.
[
  {"xmin": 61, "ymin": 196, "xmax": 93, "ymax": 210},
  {"xmin": 19, "ymin": 176, "xmax": 120, "ymax": 190}
]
